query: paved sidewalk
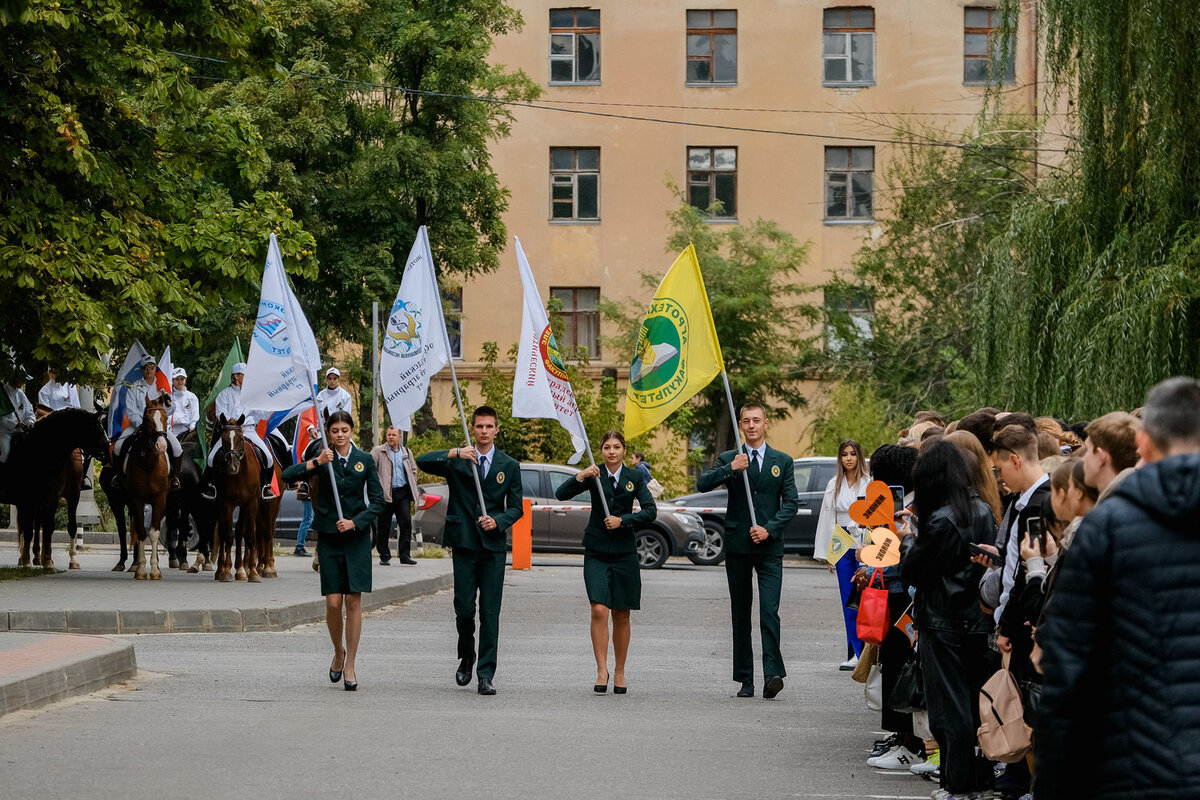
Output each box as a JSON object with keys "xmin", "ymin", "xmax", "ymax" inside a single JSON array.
[{"xmin": 0, "ymin": 631, "xmax": 136, "ymax": 716}]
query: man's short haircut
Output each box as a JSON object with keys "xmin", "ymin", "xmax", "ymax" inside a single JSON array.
[
  {"xmin": 472, "ymin": 405, "xmax": 499, "ymax": 424},
  {"xmin": 1142, "ymin": 377, "xmax": 1200, "ymax": 452},
  {"xmin": 1085, "ymin": 411, "xmax": 1142, "ymax": 471},
  {"xmin": 993, "ymin": 412, "xmax": 1036, "ymax": 434},
  {"xmin": 913, "ymin": 410, "xmax": 946, "ymax": 427},
  {"xmin": 739, "ymin": 402, "xmax": 768, "ymax": 419},
  {"xmin": 993, "ymin": 424, "xmax": 1039, "ymax": 462},
  {"xmin": 386, "ymin": 425, "xmax": 401, "ymax": 434},
  {"xmin": 958, "ymin": 410, "xmax": 997, "ymax": 452}
]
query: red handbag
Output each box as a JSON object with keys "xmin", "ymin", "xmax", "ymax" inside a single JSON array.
[{"xmin": 856, "ymin": 568, "xmax": 891, "ymax": 645}]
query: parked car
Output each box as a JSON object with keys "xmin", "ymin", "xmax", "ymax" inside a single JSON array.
[
  {"xmin": 670, "ymin": 456, "xmax": 839, "ymax": 566},
  {"xmin": 412, "ymin": 462, "xmax": 705, "ymax": 569}
]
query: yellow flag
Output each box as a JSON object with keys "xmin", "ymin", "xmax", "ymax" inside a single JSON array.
[
  {"xmin": 624, "ymin": 244, "xmax": 724, "ymax": 439},
  {"xmin": 827, "ymin": 525, "xmax": 857, "ymax": 564}
]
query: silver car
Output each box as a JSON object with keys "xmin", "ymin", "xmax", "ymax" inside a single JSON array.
[{"xmin": 413, "ymin": 462, "xmax": 705, "ymax": 568}]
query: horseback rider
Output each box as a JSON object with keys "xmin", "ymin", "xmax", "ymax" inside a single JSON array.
[
  {"xmin": 317, "ymin": 367, "xmax": 353, "ymax": 417},
  {"xmin": 0, "ymin": 375, "xmax": 36, "ymax": 464},
  {"xmin": 38, "ymin": 369, "xmax": 92, "ymax": 490},
  {"xmin": 113, "ymin": 355, "xmax": 183, "ymax": 491},
  {"xmin": 201, "ymin": 362, "xmax": 276, "ymax": 501},
  {"xmin": 169, "ymin": 367, "xmax": 200, "ymax": 439}
]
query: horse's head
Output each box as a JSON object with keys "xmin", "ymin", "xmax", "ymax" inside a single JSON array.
[
  {"xmin": 29, "ymin": 408, "xmax": 114, "ymax": 464},
  {"xmin": 217, "ymin": 414, "xmax": 246, "ymax": 475},
  {"xmin": 141, "ymin": 398, "xmax": 170, "ymax": 456}
]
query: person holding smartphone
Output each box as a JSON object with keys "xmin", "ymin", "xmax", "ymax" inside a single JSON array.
[{"xmin": 813, "ymin": 439, "xmax": 871, "ymax": 670}]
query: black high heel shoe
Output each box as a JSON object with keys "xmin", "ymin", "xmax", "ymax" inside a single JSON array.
[
  {"xmin": 594, "ymin": 672, "xmax": 608, "ymax": 694},
  {"xmin": 343, "ymin": 671, "xmax": 358, "ymax": 691},
  {"xmin": 329, "ymin": 652, "xmax": 345, "ymax": 683},
  {"xmin": 614, "ymin": 685, "xmax": 627, "ymax": 695}
]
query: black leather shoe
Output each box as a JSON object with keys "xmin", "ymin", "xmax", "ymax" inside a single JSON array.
[
  {"xmin": 737, "ymin": 681, "xmax": 754, "ymax": 698},
  {"xmin": 455, "ymin": 658, "xmax": 474, "ymax": 687},
  {"xmin": 613, "ymin": 685, "xmax": 627, "ymax": 695},
  {"xmin": 329, "ymin": 652, "xmax": 345, "ymax": 683},
  {"xmin": 763, "ymin": 675, "xmax": 784, "ymax": 699},
  {"xmin": 477, "ymin": 678, "xmax": 496, "ymax": 695},
  {"xmin": 379, "ymin": 559, "xmax": 391, "ymax": 566},
  {"xmin": 81, "ymin": 477, "xmax": 92, "ymax": 490},
  {"xmin": 399, "ymin": 558, "xmax": 417, "ymax": 565},
  {"xmin": 344, "ymin": 677, "xmax": 358, "ymax": 691}
]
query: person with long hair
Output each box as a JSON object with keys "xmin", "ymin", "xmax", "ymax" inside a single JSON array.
[
  {"xmin": 555, "ymin": 430, "xmax": 657, "ymax": 693},
  {"xmin": 281, "ymin": 411, "xmax": 384, "ymax": 691},
  {"xmin": 944, "ymin": 429, "xmax": 1002, "ymax": 526},
  {"xmin": 814, "ymin": 439, "xmax": 871, "ymax": 669},
  {"xmin": 899, "ymin": 440, "xmax": 998, "ymax": 798}
]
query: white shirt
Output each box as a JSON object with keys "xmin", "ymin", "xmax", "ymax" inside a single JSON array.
[
  {"xmin": 215, "ymin": 384, "xmax": 256, "ymax": 428},
  {"xmin": 745, "ymin": 443, "xmax": 767, "ymax": 465},
  {"xmin": 38, "ymin": 380, "xmax": 80, "ymax": 411},
  {"xmin": 125, "ymin": 377, "xmax": 166, "ymax": 428},
  {"xmin": 317, "ymin": 386, "xmax": 353, "ymax": 418},
  {"xmin": 170, "ymin": 388, "xmax": 200, "ymax": 435},
  {"xmin": 475, "ymin": 445, "xmax": 495, "ymax": 479},
  {"xmin": 995, "ymin": 473, "xmax": 1049, "ymax": 624},
  {"xmin": 605, "ymin": 466, "xmax": 622, "ymax": 490},
  {"xmin": 3, "ymin": 384, "xmax": 35, "ymax": 426}
]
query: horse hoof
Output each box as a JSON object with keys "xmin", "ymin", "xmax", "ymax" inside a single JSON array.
[
  {"xmin": 126, "ymin": 563, "xmax": 138, "ymax": 573},
  {"xmin": 112, "ymin": 562, "xmax": 126, "ymax": 572},
  {"xmin": 235, "ymin": 570, "xmax": 247, "ymax": 582},
  {"xmin": 169, "ymin": 558, "xmax": 179, "ymax": 569},
  {"xmin": 150, "ymin": 572, "xmax": 162, "ymax": 581},
  {"xmin": 248, "ymin": 573, "xmax": 261, "ymax": 583},
  {"xmin": 69, "ymin": 561, "xmax": 81, "ymax": 570},
  {"xmin": 187, "ymin": 565, "xmax": 200, "ymax": 574},
  {"xmin": 263, "ymin": 567, "xmax": 277, "ymax": 579},
  {"xmin": 202, "ymin": 563, "xmax": 215, "ymax": 572},
  {"xmin": 134, "ymin": 572, "xmax": 148, "ymax": 580},
  {"xmin": 177, "ymin": 562, "xmax": 189, "ymax": 571},
  {"xmin": 41, "ymin": 559, "xmax": 55, "ymax": 570},
  {"xmin": 217, "ymin": 572, "xmax": 233, "ymax": 583}
]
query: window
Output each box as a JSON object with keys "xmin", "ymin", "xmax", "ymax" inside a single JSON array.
[
  {"xmin": 443, "ymin": 287, "xmax": 463, "ymax": 359},
  {"xmin": 522, "ymin": 468, "xmax": 545, "ymax": 501},
  {"xmin": 792, "ymin": 462, "xmax": 816, "ymax": 493},
  {"xmin": 824, "ymin": 287, "xmax": 874, "ymax": 351},
  {"xmin": 550, "ymin": 287, "xmax": 600, "ymax": 359},
  {"xmin": 964, "ymin": 7, "xmax": 1015, "ymax": 84},
  {"xmin": 687, "ymin": 147, "xmax": 737, "ymax": 218},
  {"xmin": 686, "ymin": 10, "xmax": 737, "ymax": 84},
  {"xmin": 823, "ymin": 7, "xmax": 875, "ymax": 85},
  {"xmin": 550, "ymin": 147, "xmax": 599, "ymax": 221},
  {"xmin": 550, "ymin": 8, "xmax": 600, "ymax": 84},
  {"xmin": 824, "ymin": 146, "xmax": 873, "ymax": 220}
]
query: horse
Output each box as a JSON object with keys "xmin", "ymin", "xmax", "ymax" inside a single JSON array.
[
  {"xmin": 0, "ymin": 409, "xmax": 110, "ymax": 569},
  {"xmin": 211, "ymin": 415, "xmax": 262, "ymax": 582},
  {"xmin": 120, "ymin": 398, "xmax": 171, "ymax": 580},
  {"xmin": 164, "ymin": 437, "xmax": 216, "ymax": 571}
]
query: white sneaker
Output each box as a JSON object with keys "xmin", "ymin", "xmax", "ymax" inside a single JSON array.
[
  {"xmin": 839, "ymin": 655, "xmax": 859, "ymax": 671},
  {"xmin": 910, "ymin": 749, "xmax": 940, "ymax": 776},
  {"xmin": 869, "ymin": 745, "xmax": 924, "ymax": 769}
]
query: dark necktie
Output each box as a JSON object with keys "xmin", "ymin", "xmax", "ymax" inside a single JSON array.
[
  {"xmin": 339, "ymin": 456, "xmax": 347, "ymax": 471},
  {"xmin": 478, "ymin": 455, "xmax": 488, "ymax": 482},
  {"xmin": 750, "ymin": 449, "xmax": 761, "ymax": 480},
  {"xmin": 612, "ymin": 474, "xmax": 619, "ymax": 492}
]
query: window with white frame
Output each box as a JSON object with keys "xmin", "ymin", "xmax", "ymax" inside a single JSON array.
[
  {"xmin": 687, "ymin": 147, "xmax": 737, "ymax": 219},
  {"xmin": 686, "ymin": 10, "xmax": 737, "ymax": 84},
  {"xmin": 964, "ymin": 7, "xmax": 1015, "ymax": 84},
  {"xmin": 550, "ymin": 287, "xmax": 600, "ymax": 358},
  {"xmin": 550, "ymin": 8, "xmax": 600, "ymax": 84},
  {"xmin": 824, "ymin": 287, "xmax": 874, "ymax": 351},
  {"xmin": 550, "ymin": 148, "xmax": 599, "ymax": 221},
  {"xmin": 823, "ymin": 7, "xmax": 875, "ymax": 85},
  {"xmin": 825, "ymin": 146, "xmax": 874, "ymax": 220}
]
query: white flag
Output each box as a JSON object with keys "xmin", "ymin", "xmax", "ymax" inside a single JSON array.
[
  {"xmin": 511, "ymin": 237, "xmax": 587, "ymax": 465},
  {"xmin": 241, "ymin": 234, "xmax": 322, "ymax": 413},
  {"xmin": 380, "ymin": 226, "xmax": 450, "ymax": 432},
  {"xmin": 107, "ymin": 339, "xmax": 151, "ymax": 438}
]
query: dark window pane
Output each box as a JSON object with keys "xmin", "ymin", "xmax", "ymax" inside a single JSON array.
[
  {"xmin": 689, "ymin": 184, "xmax": 711, "ymax": 210},
  {"xmin": 552, "ymin": 184, "xmax": 573, "ymax": 201},
  {"xmin": 824, "ymin": 58, "xmax": 847, "ymax": 82},
  {"xmin": 550, "ymin": 59, "xmax": 574, "ymax": 82},
  {"xmin": 825, "ymin": 148, "xmax": 848, "ymax": 170},
  {"xmin": 551, "ymin": 149, "xmax": 574, "ymax": 170},
  {"xmin": 824, "ymin": 32, "xmax": 846, "ymax": 55},
  {"xmin": 577, "ymin": 288, "xmax": 600, "ymax": 309},
  {"xmin": 714, "ymin": 34, "xmax": 737, "ymax": 81},
  {"xmin": 848, "ymin": 8, "xmax": 874, "ymax": 28},
  {"xmin": 576, "ymin": 148, "xmax": 599, "ymax": 170},
  {"xmin": 552, "ymin": 201, "xmax": 574, "ymax": 219},
  {"xmin": 964, "ymin": 7, "xmax": 991, "ymax": 27},
  {"xmin": 964, "ymin": 32, "xmax": 988, "ymax": 56},
  {"xmin": 687, "ymin": 59, "xmax": 710, "ymax": 82},
  {"xmin": 687, "ymin": 34, "xmax": 711, "ymax": 56},
  {"xmin": 522, "ymin": 469, "xmax": 543, "ymax": 500},
  {"xmin": 963, "ymin": 58, "xmax": 988, "ymax": 82},
  {"xmin": 713, "ymin": 10, "xmax": 737, "ymax": 27},
  {"xmin": 850, "ymin": 147, "xmax": 873, "ymax": 169},
  {"xmin": 577, "ymin": 173, "xmax": 598, "ymax": 218},
  {"xmin": 851, "ymin": 172, "xmax": 873, "ymax": 217},
  {"xmin": 714, "ymin": 173, "xmax": 736, "ymax": 216},
  {"xmin": 826, "ymin": 173, "xmax": 848, "ymax": 217},
  {"xmin": 687, "ymin": 10, "xmax": 710, "ymax": 27},
  {"xmin": 823, "ymin": 8, "xmax": 843, "ymax": 27},
  {"xmin": 688, "ymin": 148, "xmax": 711, "ymax": 169},
  {"xmin": 577, "ymin": 9, "xmax": 599, "ymax": 27},
  {"xmin": 551, "ymin": 287, "xmax": 572, "ymax": 304},
  {"xmin": 550, "ymin": 33, "xmax": 573, "ymax": 55},
  {"xmin": 550, "ymin": 9, "xmax": 574, "ymax": 27},
  {"xmin": 1003, "ymin": 50, "xmax": 1016, "ymax": 82},
  {"xmin": 577, "ymin": 34, "xmax": 599, "ymax": 80},
  {"xmin": 850, "ymin": 33, "xmax": 873, "ymax": 82}
]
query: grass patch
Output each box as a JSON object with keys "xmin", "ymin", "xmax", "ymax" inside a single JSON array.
[
  {"xmin": 416, "ymin": 544, "xmax": 448, "ymax": 559},
  {"xmin": 0, "ymin": 566, "xmax": 62, "ymax": 581}
]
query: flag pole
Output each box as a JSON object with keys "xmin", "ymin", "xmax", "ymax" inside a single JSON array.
[
  {"xmin": 720, "ymin": 371, "xmax": 758, "ymax": 528},
  {"xmin": 306, "ymin": 381, "xmax": 345, "ymax": 520},
  {"xmin": 578, "ymin": 426, "xmax": 611, "ymax": 518}
]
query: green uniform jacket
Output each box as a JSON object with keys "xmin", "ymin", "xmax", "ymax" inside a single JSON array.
[
  {"xmin": 280, "ymin": 446, "xmax": 385, "ymax": 535},
  {"xmin": 554, "ymin": 464, "xmax": 657, "ymax": 554},
  {"xmin": 416, "ymin": 449, "xmax": 524, "ymax": 553},
  {"xmin": 696, "ymin": 445, "xmax": 799, "ymax": 555}
]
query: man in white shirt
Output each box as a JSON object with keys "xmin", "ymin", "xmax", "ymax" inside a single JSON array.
[
  {"xmin": 113, "ymin": 355, "xmax": 183, "ymax": 490},
  {"xmin": 38, "ymin": 369, "xmax": 80, "ymax": 413},
  {"xmin": 316, "ymin": 367, "xmax": 353, "ymax": 421},
  {"xmin": 0, "ymin": 376, "xmax": 36, "ymax": 463},
  {"xmin": 169, "ymin": 368, "xmax": 200, "ymax": 438},
  {"xmin": 202, "ymin": 363, "xmax": 274, "ymax": 500}
]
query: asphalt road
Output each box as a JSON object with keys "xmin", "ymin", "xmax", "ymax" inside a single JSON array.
[{"xmin": 0, "ymin": 561, "xmax": 933, "ymax": 800}]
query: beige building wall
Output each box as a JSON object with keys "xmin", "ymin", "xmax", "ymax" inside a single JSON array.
[{"xmin": 427, "ymin": 1, "xmax": 1066, "ymax": 455}]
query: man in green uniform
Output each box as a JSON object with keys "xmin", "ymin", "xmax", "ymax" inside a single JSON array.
[
  {"xmin": 697, "ymin": 402, "xmax": 798, "ymax": 699},
  {"xmin": 416, "ymin": 406, "xmax": 523, "ymax": 696}
]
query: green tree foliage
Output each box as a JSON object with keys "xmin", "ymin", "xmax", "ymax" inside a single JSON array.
[
  {"xmin": 603, "ymin": 197, "xmax": 816, "ymax": 458},
  {"xmin": 806, "ymin": 381, "xmax": 899, "ymax": 459},
  {"xmin": 0, "ymin": 0, "xmax": 314, "ymax": 384},
  {"xmin": 973, "ymin": 0, "xmax": 1200, "ymax": 416}
]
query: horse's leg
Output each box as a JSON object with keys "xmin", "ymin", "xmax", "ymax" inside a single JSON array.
[
  {"xmin": 234, "ymin": 509, "xmax": 247, "ymax": 581},
  {"xmin": 148, "ymin": 500, "xmax": 164, "ymax": 581},
  {"xmin": 66, "ymin": 486, "xmax": 80, "ymax": 570},
  {"xmin": 216, "ymin": 505, "xmax": 234, "ymax": 582},
  {"xmin": 15, "ymin": 506, "xmax": 30, "ymax": 567},
  {"xmin": 132, "ymin": 495, "xmax": 150, "ymax": 581},
  {"xmin": 260, "ymin": 499, "xmax": 278, "ymax": 579},
  {"xmin": 39, "ymin": 506, "xmax": 56, "ymax": 570},
  {"xmin": 112, "ymin": 496, "xmax": 128, "ymax": 571},
  {"xmin": 245, "ymin": 499, "xmax": 261, "ymax": 583},
  {"xmin": 126, "ymin": 502, "xmax": 142, "ymax": 572}
]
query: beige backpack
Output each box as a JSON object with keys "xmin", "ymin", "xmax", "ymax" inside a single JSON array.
[{"xmin": 977, "ymin": 657, "xmax": 1032, "ymax": 763}]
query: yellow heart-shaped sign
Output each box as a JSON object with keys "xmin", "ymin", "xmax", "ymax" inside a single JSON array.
[{"xmin": 859, "ymin": 527, "xmax": 901, "ymax": 568}]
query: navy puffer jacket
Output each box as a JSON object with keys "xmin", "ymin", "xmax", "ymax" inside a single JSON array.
[{"xmin": 1035, "ymin": 453, "xmax": 1200, "ymax": 799}]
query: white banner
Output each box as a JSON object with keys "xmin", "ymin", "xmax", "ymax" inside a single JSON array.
[
  {"xmin": 241, "ymin": 234, "xmax": 322, "ymax": 413},
  {"xmin": 511, "ymin": 236, "xmax": 586, "ymax": 464},
  {"xmin": 107, "ymin": 339, "xmax": 152, "ymax": 438},
  {"xmin": 380, "ymin": 226, "xmax": 450, "ymax": 432}
]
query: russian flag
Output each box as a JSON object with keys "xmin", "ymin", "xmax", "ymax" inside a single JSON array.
[
  {"xmin": 107, "ymin": 340, "xmax": 151, "ymax": 438},
  {"xmin": 292, "ymin": 406, "xmax": 321, "ymax": 465},
  {"xmin": 156, "ymin": 347, "xmax": 174, "ymax": 396}
]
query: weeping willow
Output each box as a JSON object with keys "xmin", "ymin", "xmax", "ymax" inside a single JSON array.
[{"xmin": 972, "ymin": 0, "xmax": 1200, "ymax": 417}]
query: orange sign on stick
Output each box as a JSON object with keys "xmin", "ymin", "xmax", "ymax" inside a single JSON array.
[{"xmin": 511, "ymin": 498, "xmax": 533, "ymax": 570}]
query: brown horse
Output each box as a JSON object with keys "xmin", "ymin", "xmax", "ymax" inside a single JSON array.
[
  {"xmin": 212, "ymin": 415, "xmax": 262, "ymax": 582},
  {"xmin": 30, "ymin": 449, "xmax": 84, "ymax": 570},
  {"xmin": 121, "ymin": 398, "xmax": 171, "ymax": 580}
]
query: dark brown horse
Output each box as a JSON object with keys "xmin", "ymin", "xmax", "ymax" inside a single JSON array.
[
  {"xmin": 212, "ymin": 415, "xmax": 262, "ymax": 582},
  {"xmin": 121, "ymin": 398, "xmax": 171, "ymax": 580}
]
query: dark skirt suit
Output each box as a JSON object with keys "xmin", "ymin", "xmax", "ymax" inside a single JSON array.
[
  {"xmin": 555, "ymin": 465, "xmax": 657, "ymax": 610},
  {"xmin": 281, "ymin": 447, "xmax": 385, "ymax": 596}
]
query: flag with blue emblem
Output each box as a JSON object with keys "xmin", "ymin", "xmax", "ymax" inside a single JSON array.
[{"xmin": 106, "ymin": 340, "xmax": 152, "ymax": 438}]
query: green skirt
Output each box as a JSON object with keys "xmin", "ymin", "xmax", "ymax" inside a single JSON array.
[
  {"xmin": 583, "ymin": 550, "xmax": 641, "ymax": 610},
  {"xmin": 317, "ymin": 529, "xmax": 373, "ymax": 596}
]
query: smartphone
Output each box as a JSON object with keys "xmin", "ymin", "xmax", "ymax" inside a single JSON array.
[
  {"xmin": 1027, "ymin": 516, "xmax": 1046, "ymax": 551},
  {"xmin": 968, "ymin": 542, "xmax": 1004, "ymax": 567},
  {"xmin": 889, "ymin": 485, "xmax": 906, "ymax": 517}
]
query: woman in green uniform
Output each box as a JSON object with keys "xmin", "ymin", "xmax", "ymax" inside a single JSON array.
[
  {"xmin": 281, "ymin": 411, "xmax": 384, "ymax": 690},
  {"xmin": 555, "ymin": 430, "xmax": 656, "ymax": 694}
]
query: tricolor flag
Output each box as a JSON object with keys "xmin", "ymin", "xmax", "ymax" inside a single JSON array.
[
  {"xmin": 241, "ymin": 234, "xmax": 322, "ymax": 414},
  {"xmin": 624, "ymin": 244, "xmax": 725, "ymax": 440},
  {"xmin": 379, "ymin": 226, "xmax": 450, "ymax": 432},
  {"xmin": 510, "ymin": 237, "xmax": 587, "ymax": 464},
  {"xmin": 107, "ymin": 340, "xmax": 152, "ymax": 438},
  {"xmin": 155, "ymin": 347, "xmax": 174, "ymax": 396},
  {"xmin": 292, "ymin": 406, "xmax": 321, "ymax": 465}
]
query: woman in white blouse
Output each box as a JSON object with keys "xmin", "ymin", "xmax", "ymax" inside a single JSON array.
[{"xmin": 814, "ymin": 439, "xmax": 871, "ymax": 670}]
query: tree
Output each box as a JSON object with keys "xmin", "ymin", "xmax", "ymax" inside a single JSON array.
[
  {"xmin": 603, "ymin": 195, "xmax": 817, "ymax": 457},
  {"xmin": 0, "ymin": 0, "xmax": 315, "ymax": 385}
]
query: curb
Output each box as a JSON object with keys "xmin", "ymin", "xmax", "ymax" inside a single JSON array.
[
  {"xmin": 2, "ymin": 573, "xmax": 454, "ymax": 636},
  {"xmin": 0, "ymin": 633, "xmax": 137, "ymax": 717}
]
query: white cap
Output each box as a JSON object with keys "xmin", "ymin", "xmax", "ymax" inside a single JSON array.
[
  {"xmin": 231, "ymin": 362, "xmax": 247, "ymax": 375},
  {"xmin": 172, "ymin": 367, "xmax": 187, "ymax": 379},
  {"xmin": 140, "ymin": 355, "xmax": 157, "ymax": 368},
  {"xmin": 325, "ymin": 367, "xmax": 340, "ymax": 377}
]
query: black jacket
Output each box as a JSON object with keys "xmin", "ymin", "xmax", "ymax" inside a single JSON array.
[
  {"xmin": 900, "ymin": 498, "xmax": 996, "ymax": 634},
  {"xmin": 1035, "ymin": 453, "xmax": 1200, "ymax": 799}
]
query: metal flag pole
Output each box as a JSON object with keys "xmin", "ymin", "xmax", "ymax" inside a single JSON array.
[
  {"xmin": 579, "ymin": 429, "xmax": 612, "ymax": 518},
  {"xmin": 720, "ymin": 371, "xmax": 758, "ymax": 528},
  {"xmin": 307, "ymin": 382, "xmax": 345, "ymax": 520}
]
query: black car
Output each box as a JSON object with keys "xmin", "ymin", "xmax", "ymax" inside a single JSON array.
[{"xmin": 671, "ymin": 456, "xmax": 838, "ymax": 566}]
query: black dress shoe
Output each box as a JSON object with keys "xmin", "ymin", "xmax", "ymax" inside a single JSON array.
[
  {"xmin": 737, "ymin": 681, "xmax": 755, "ymax": 698},
  {"xmin": 344, "ymin": 676, "xmax": 358, "ymax": 691},
  {"xmin": 594, "ymin": 683, "xmax": 607, "ymax": 694},
  {"xmin": 329, "ymin": 653, "xmax": 345, "ymax": 683},
  {"xmin": 477, "ymin": 678, "xmax": 496, "ymax": 695},
  {"xmin": 455, "ymin": 658, "xmax": 474, "ymax": 687},
  {"xmin": 400, "ymin": 558, "xmax": 417, "ymax": 565},
  {"xmin": 763, "ymin": 675, "xmax": 785, "ymax": 699},
  {"xmin": 379, "ymin": 559, "xmax": 391, "ymax": 566},
  {"xmin": 613, "ymin": 685, "xmax": 627, "ymax": 695}
]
